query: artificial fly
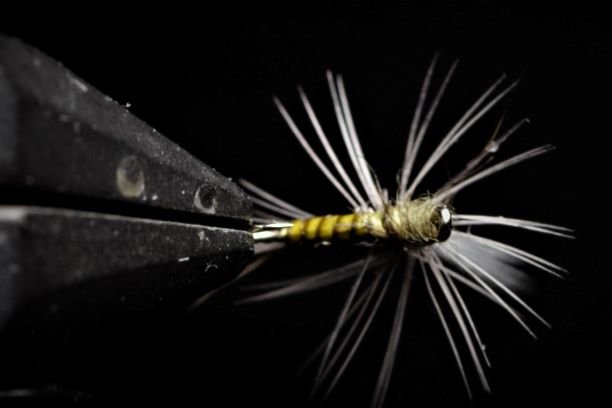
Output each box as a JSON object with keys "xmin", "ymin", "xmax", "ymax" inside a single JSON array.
[{"xmin": 214, "ymin": 56, "xmax": 571, "ymax": 407}]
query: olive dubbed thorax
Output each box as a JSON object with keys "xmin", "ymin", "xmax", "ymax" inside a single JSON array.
[{"xmin": 380, "ymin": 199, "xmax": 452, "ymax": 245}]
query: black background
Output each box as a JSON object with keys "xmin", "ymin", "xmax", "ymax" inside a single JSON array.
[{"xmin": 1, "ymin": 2, "xmax": 610, "ymax": 407}]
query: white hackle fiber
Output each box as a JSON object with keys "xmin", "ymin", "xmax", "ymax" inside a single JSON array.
[{"xmin": 235, "ymin": 57, "xmax": 569, "ymax": 406}]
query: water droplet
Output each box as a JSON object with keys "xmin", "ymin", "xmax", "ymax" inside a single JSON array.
[
  {"xmin": 194, "ymin": 184, "xmax": 217, "ymax": 214},
  {"xmin": 116, "ymin": 156, "xmax": 145, "ymax": 198}
]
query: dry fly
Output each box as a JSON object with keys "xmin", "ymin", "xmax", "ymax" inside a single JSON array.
[{"xmin": 204, "ymin": 56, "xmax": 571, "ymax": 407}]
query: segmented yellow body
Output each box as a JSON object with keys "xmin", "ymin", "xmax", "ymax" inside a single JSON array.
[{"xmin": 285, "ymin": 212, "xmax": 387, "ymax": 243}]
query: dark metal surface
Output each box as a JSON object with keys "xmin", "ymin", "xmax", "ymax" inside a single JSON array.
[
  {"xmin": 0, "ymin": 206, "xmax": 252, "ymax": 329},
  {"xmin": 0, "ymin": 35, "xmax": 255, "ymax": 333},
  {"xmin": 0, "ymin": 35, "xmax": 251, "ymax": 219}
]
